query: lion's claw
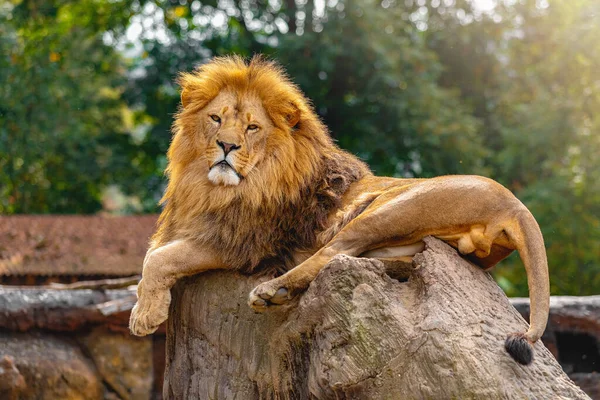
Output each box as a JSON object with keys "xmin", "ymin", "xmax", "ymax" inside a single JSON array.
[
  {"xmin": 248, "ymin": 281, "xmax": 292, "ymax": 312},
  {"xmin": 253, "ymin": 298, "xmax": 267, "ymax": 306},
  {"xmin": 270, "ymin": 287, "xmax": 289, "ymax": 304}
]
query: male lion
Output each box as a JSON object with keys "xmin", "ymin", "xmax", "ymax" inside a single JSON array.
[{"xmin": 129, "ymin": 55, "xmax": 549, "ymax": 366}]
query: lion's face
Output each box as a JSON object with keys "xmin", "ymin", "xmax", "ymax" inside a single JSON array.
[
  {"xmin": 200, "ymin": 91, "xmax": 275, "ymax": 186},
  {"xmin": 157, "ymin": 57, "xmax": 364, "ymax": 250},
  {"xmin": 167, "ymin": 56, "xmax": 329, "ymax": 210}
]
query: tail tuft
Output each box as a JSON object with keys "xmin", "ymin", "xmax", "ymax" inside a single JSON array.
[{"xmin": 505, "ymin": 333, "xmax": 533, "ymax": 365}]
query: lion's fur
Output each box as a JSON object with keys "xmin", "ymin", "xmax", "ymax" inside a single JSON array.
[
  {"xmin": 132, "ymin": 57, "xmax": 550, "ymax": 364},
  {"xmin": 316, "ymin": 191, "xmax": 381, "ymax": 246},
  {"xmin": 153, "ymin": 56, "xmax": 371, "ymax": 271}
]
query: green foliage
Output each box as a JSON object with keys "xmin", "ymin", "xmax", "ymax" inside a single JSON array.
[
  {"xmin": 2, "ymin": 0, "xmax": 599, "ymax": 295},
  {"xmin": 487, "ymin": 0, "xmax": 600, "ymax": 296},
  {"xmin": 0, "ymin": 0, "xmax": 151, "ymax": 213},
  {"xmin": 275, "ymin": 0, "xmax": 487, "ymax": 177}
]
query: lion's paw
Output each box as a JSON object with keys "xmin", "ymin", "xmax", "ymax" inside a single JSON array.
[
  {"xmin": 248, "ymin": 280, "xmax": 291, "ymax": 313},
  {"xmin": 129, "ymin": 289, "xmax": 171, "ymax": 336}
]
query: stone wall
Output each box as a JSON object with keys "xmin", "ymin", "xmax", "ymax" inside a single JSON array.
[{"xmin": 0, "ymin": 285, "xmax": 164, "ymax": 400}]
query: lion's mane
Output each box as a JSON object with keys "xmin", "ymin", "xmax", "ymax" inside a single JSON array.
[{"xmin": 153, "ymin": 56, "xmax": 371, "ymax": 272}]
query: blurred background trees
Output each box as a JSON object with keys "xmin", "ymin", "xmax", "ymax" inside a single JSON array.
[
  {"xmin": 0, "ymin": 0, "xmax": 142, "ymax": 213},
  {"xmin": 1, "ymin": 0, "xmax": 599, "ymax": 296}
]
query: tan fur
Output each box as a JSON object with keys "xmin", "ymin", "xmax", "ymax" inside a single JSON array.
[
  {"xmin": 152, "ymin": 55, "xmax": 369, "ymax": 271},
  {"xmin": 130, "ymin": 56, "xmax": 549, "ymax": 366}
]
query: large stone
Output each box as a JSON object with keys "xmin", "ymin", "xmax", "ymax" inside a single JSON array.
[
  {"xmin": 0, "ymin": 332, "xmax": 102, "ymax": 399},
  {"xmin": 571, "ymin": 373, "xmax": 600, "ymax": 400},
  {"xmin": 0, "ymin": 355, "xmax": 26, "ymax": 400},
  {"xmin": 511, "ymin": 296, "xmax": 600, "ymax": 399},
  {"xmin": 164, "ymin": 237, "xmax": 589, "ymax": 399},
  {"xmin": 0, "ymin": 286, "xmax": 136, "ymax": 332},
  {"xmin": 80, "ymin": 327, "xmax": 154, "ymax": 400},
  {"xmin": 0, "ymin": 285, "xmax": 165, "ymax": 399}
]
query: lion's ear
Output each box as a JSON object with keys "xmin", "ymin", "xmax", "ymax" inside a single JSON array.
[{"xmin": 286, "ymin": 104, "xmax": 301, "ymax": 129}]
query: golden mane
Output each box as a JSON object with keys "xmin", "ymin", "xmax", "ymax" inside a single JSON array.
[{"xmin": 153, "ymin": 56, "xmax": 371, "ymax": 272}]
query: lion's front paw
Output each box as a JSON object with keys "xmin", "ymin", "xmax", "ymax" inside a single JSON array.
[
  {"xmin": 129, "ymin": 288, "xmax": 171, "ymax": 336},
  {"xmin": 248, "ymin": 279, "xmax": 292, "ymax": 313}
]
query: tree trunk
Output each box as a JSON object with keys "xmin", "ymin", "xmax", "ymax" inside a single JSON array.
[{"xmin": 163, "ymin": 237, "xmax": 589, "ymax": 399}]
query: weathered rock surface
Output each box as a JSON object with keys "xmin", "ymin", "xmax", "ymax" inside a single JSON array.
[
  {"xmin": 0, "ymin": 332, "xmax": 103, "ymax": 399},
  {"xmin": 0, "ymin": 355, "xmax": 26, "ymax": 400},
  {"xmin": 511, "ymin": 295, "xmax": 600, "ymax": 345},
  {"xmin": 80, "ymin": 327, "xmax": 154, "ymax": 400},
  {"xmin": 511, "ymin": 296, "xmax": 600, "ymax": 399},
  {"xmin": 571, "ymin": 373, "xmax": 600, "ymax": 400},
  {"xmin": 0, "ymin": 285, "xmax": 162, "ymax": 399},
  {"xmin": 164, "ymin": 237, "xmax": 589, "ymax": 399},
  {"xmin": 1, "ymin": 239, "xmax": 597, "ymax": 399},
  {"xmin": 0, "ymin": 286, "xmax": 137, "ymax": 332}
]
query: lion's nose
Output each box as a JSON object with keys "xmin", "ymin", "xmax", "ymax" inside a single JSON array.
[{"xmin": 217, "ymin": 140, "xmax": 240, "ymax": 155}]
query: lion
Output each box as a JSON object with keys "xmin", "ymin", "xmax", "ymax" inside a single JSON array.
[{"xmin": 129, "ymin": 55, "xmax": 549, "ymax": 366}]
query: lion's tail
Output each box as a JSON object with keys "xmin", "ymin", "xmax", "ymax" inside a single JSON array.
[{"xmin": 504, "ymin": 209, "xmax": 550, "ymax": 365}]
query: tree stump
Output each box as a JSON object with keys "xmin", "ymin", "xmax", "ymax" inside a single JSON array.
[{"xmin": 163, "ymin": 237, "xmax": 588, "ymax": 399}]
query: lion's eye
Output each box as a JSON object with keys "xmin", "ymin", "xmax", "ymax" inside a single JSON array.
[
  {"xmin": 210, "ymin": 115, "xmax": 221, "ymax": 123},
  {"xmin": 247, "ymin": 124, "xmax": 259, "ymax": 131}
]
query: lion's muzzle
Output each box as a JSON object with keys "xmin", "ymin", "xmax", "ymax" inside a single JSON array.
[{"xmin": 208, "ymin": 157, "xmax": 242, "ymax": 186}]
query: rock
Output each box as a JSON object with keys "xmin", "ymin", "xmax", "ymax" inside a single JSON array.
[
  {"xmin": 511, "ymin": 296, "xmax": 600, "ymax": 399},
  {"xmin": 163, "ymin": 237, "xmax": 589, "ymax": 399},
  {"xmin": 152, "ymin": 335, "xmax": 166, "ymax": 399},
  {"xmin": 511, "ymin": 296, "xmax": 600, "ymax": 357},
  {"xmin": 0, "ymin": 355, "xmax": 26, "ymax": 400},
  {"xmin": 0, "ymin": 286, "xmax": 137, "ymax": 332},
  {"xmin": 0, "ymin": 285, "xmax": 166, "ymax": 399},
  {"xmin": 571, "ymin": 373, "xmax": 600, "ymax": 399},
  {"xmin": 80, "ymin": 326, "xmax": 154, "ymax": 400},
  {"xmin": 0, "ymin": 332, "xmax": 102, "ymax": 399}
]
